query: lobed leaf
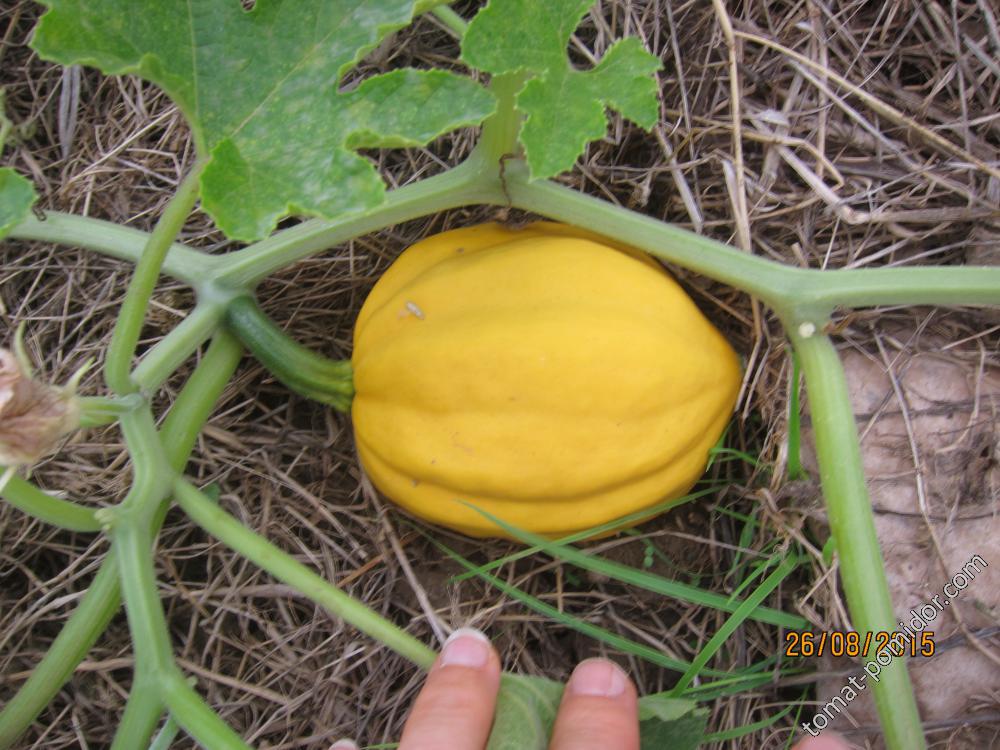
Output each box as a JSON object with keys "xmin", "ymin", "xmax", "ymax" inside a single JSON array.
[
  {"xmin": 32, "ymin": 0, "xmax": 495, "ymax": 241},
  {"xmin": 462, "ymin": 0, "xmax": 661, "ymax": 178}
]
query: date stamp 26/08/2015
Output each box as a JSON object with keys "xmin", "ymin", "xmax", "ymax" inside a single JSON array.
[
  {"xmin": 784, "ymin": 629, "xmax": 936, "ymax": 659},
  {"xmin": 798, "ymin": 553, "xmax": 989, "ymax": 738}
]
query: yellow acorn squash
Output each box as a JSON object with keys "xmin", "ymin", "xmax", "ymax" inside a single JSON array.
[{"xmin": 350, "ymin": 222, "xmax": 742, "ymax": 538}]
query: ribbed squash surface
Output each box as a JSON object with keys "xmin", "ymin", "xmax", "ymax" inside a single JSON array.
[{"xmin": 351, "ymin": 222, "xmax": 741, "ymax": 538}]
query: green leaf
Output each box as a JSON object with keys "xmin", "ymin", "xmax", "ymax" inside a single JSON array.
[
  {"xmin": 462, "ymin": 0, "xmax": 661, "ymax": 178},
  {"xmin": 32, "ymin": 1, "xmax": 495, "ymax": 241},
  {"xmin": 485, "ymin": 676, "xmax": 709, "ymax": 750},
  {"xmin": 487, "ymin": 674, "xmax": 564, "ymax": 750},
  {"xmin": 638, "ymin": 693, "xmax": 709, "ymax": 750},
  {"xmin": 0, "ymin": 169, "xmax": 37, "ymax": 240},
  {"xmin": 486, "ymin": 674, "xmax": 708, "ymax": 750}
]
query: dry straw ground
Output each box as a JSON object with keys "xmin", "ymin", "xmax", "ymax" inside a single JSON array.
[{"xmin": 1, "ymin": 1, "xmax": 998, "ymax": 748}]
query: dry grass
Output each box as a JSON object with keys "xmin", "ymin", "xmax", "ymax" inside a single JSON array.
[{"xmin": 1, "ymin": 1, "xmax": 998, "ymax": 748}]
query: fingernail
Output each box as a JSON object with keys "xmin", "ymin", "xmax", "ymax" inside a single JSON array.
[
  {"xmin": 568, "ymin": 659, "xmax": 627, "ymax": 697},
  {"xmin": 329, "ymin": 740, "xmax": 358, "ymax": 750},
  {"xmin": 440, "ymin": 627, "xmax": 491, "ymax": 668}
]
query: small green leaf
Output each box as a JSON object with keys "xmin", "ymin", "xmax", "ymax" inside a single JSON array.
[
  {"xmin": 638, "ymin": 693, "xmax": 709, "ymax": 750},
  {"xmin": 487, "ymin": 674, "xmax": 564, "ymax": 750},
  {"xmin": 462, "ymin": 0, "xmax": 661, "ymax": 178},
  {"xmin": 0, "ymin": 169, "xmax": 37, "ymax": 240},
  {"xmin": 32, "ymin": 1, "xmax": 495, "ymax": 241},
  {"xmin": 485, "ymin": 676, "xmax": 709, "ymax": 750}
]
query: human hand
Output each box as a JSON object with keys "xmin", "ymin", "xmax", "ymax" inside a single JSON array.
[
  {"xmin": 391, "ymin": 627, "xmax": 639, "ymax": 749},
  {"xmin": 329, "ymin": 627, "xmax": 855, "ymax": 750}
]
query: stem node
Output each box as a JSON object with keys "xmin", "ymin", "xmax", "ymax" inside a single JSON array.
[{"xmin": 93, "ymin": 507, "xmax": 119, "ymax": 530}]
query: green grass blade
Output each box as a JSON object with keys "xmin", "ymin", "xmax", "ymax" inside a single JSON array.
[
  {"xmin": 462, "ymin": 504, "xmax": 807, "ymax": 630},
  {"xmin": 669, "ymin": 554, "xmax": 801, "ymax": 695},
  {"xmin": 702, "ymin": 701, "xmax": 796, "ymax": 742},
  {"xmin": 426, "ymin": 533, "xmax": 736, "ymax": 677},
  {"xmin": 451, "ymin": 484, "xmax": 724, "ymax": 583}
]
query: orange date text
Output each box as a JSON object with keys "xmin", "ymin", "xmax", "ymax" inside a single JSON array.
[{"xmin": 783, "ymin": 630, "xmax": 935, "ymax": 659}]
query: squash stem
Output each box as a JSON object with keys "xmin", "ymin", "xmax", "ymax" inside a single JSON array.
[
  {"xmin": 104, "ymin": 161, "xmax": 206, "ymax": 395},
  {"xmin": 501, "ymin": 163, "xmax": 1000, "ymax": 312},
  {"xmin": 212, "ymin": 158, "xmax": 500, "ymax": 288},
  {"xmin": 7, "ymin": 211, "xmax": 211, "ymax": 288},
  {"xmin": 130, "ymin": 300, "xmax": 227, "ymax": 393},
  {"xmin": 791, "ymin": 329, "xmax": 926, "ymax": 750},
  {"xmin": 430, "ymin": 6, "xmax": 468, "ymax": 37},
  {"xmin": 476, "ymin": 73, "xmax": 526, "ymax": 168},
  {"xmin": 224, "ymin": 295, "xmax": 354, "ymax": 412},
  {"xmin": 173, "ymin": 477, "xmax": 438, "ymax": 670},
  {"xmin": 0, "ymin": 472, "xmax": 103, "ymax": 532},
  {"xmin": 786, "ymin": 349, "xmax": 805, "ymax": 481}
]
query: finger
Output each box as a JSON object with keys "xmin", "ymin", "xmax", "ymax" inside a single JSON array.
[
  {"xmin": 329, "ymin": 741, "xmax": 358, "ymax": 750},
  {"xmin": 398, "ymin": 627, "xmax": 502, "ymax": 750},
  {"xmin": 792, "ymin": 733, "xmax": 854, "ymax": 750},
  {"xmin": 549, "ymin": 658, "xmax": 639, "ymax": 750}
]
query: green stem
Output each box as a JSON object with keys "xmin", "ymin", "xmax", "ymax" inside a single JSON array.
[
  {"xmin": 792, "ymin": 266, "xmax": 1000, "ymax": 311},
  {"xmin": 173, "ymin": 477, "xmax": 437, "ymax": 670},
  {"xmin": 786, "ymin": 350, "xmax": 804, "ymax": 481},
  {"xmin": 79, "ymin": 395, "xmax": 144, "ymax": 428},
  {"xmin": 15, "ymin": 171, "xmax": 996, "ymax": 322},
  {"xmin": 106, "ymin": 406, "xmax": 186, "ymax": 741},
  {"xmin": 104, "ymin": 162, "xmax": 206, "ymax": 395},
  {"xmin": 161, "ymin": 671, "xmax": 251, "ymax": 750},
  {"xmin": 476, "ymin": 74, "xmax": 526, "ymax": 165},
  {"xmin": 112, "ymin": 517, "xmax": 239, "ymax": 749},
  {"xmin": 503, "ymin": 166, "xmax": 1000, "ymax": 316},
  {"xmin": 430, "ymin": 6, "xmax": 467, "ymax": 37},
  {"xmin": 212, "ymin": 157, "xmax": 501, "ymax": 287},
  {"xmin": 106, "ymin": 334, "xmax": 249, "ymax": 749},
  {"xmin": 0, "ymin": 549, "xmax": 121, "ymax": 749},
  {"xmin": 113, "ymin": 521, "xmax": 175, "ymax": 673},
  {"xmin": 148, "ymin": 714, "xmax": 181, "ymax": 750},
  {"xmin": 159, "ymin": 330, "xmax": 244, "ymax": 471},
  {"xmin": 224, "ymin": 295, "xmax": 353, "ymax": 410},
  {"xmin": 108, "ymin": 410, "xmax": 177, "ymax": 698},
  {"xmin": 110, "ymin": 676, "xmax": 165, "ymax": 750},
  {"xmin": 503, "ymin": 166, "xmax": 794, "ymax": 311},
  {"xmin": 792, "ymin": 331, "xmax": 925, "ymax": 750},
  {"xmin": 8, "ymin": 212, "xmax": 211, "ymax": 288},
  {"xmin": 0, "ymin": 472, "xmax": 102, "ymax": 532},
  {"xmin": 116, "ymin": 408, "xmax": 174, "ymax": 525},
  {"xmin": 412, "ymin": 0, "xmax": 454, "ymax": 13},
  {"xmin": 131, "ymin": 300, "xmax": 227, "ymax": 393}
]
